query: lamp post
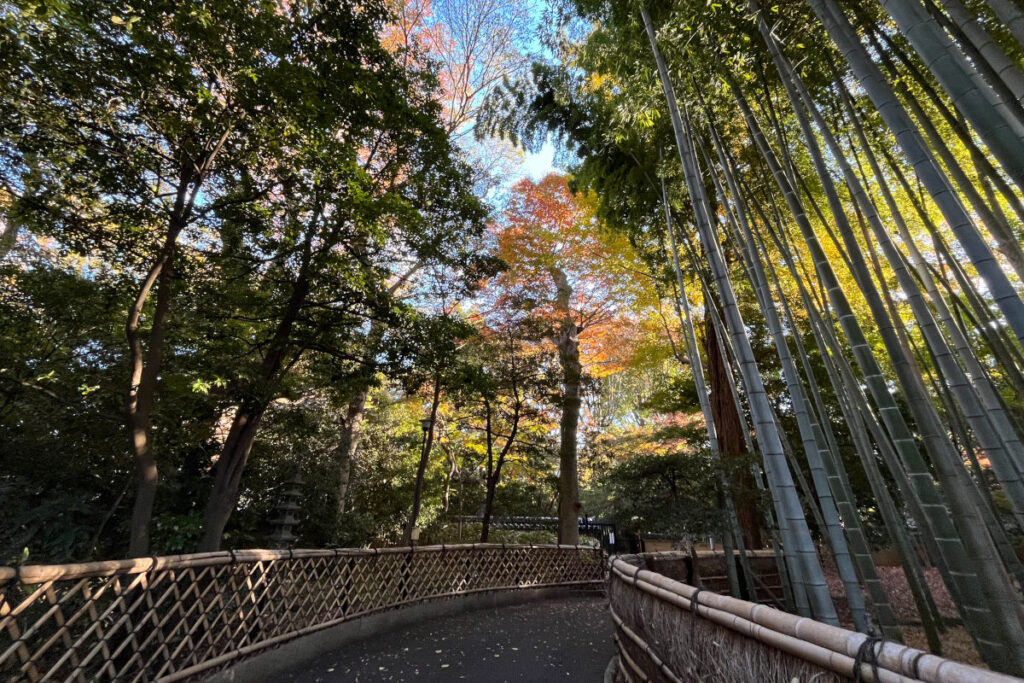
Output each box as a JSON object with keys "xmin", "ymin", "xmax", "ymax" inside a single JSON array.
[{"xmin": 405, "ymin": 414, "xmax": 435, "ymax": 545}]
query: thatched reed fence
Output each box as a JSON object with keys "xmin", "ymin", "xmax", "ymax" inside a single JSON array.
[
  {"xmin": 631, "ymin": 549, "xmax": 788, "ymax": 609},
  {"xmin": 0, "ymin": 544, "xmax": 604, "ymax": 682},
  {"xmin": 608, "ymin": 552, "xmax": 1016, "ymax": 682}
]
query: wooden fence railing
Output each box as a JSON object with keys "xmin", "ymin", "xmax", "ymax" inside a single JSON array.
[
  {"xmin": 608, "ymin": 552, "xmax": 1016, "ymax": 683},
  {"xmin": 0, "ymin": 544, "xmax": 604, "ymax": 682}
]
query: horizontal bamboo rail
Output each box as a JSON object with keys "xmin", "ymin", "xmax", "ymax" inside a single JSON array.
[
  {"xmin": 0, "ymin": 544, "xmax": 604, "ymax": 682},
  {"xmin": 607, "ymin": 553, "xmax": 1018, "ymax": 683}
]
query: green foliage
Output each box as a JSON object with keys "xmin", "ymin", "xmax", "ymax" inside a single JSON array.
[
  {"xmin": 596, "ymin": 447, "xmax": 722, "ymax": 539},
  {"xmin": 0, "ymin": 0, "xmax": 492, "ymax": 559}
]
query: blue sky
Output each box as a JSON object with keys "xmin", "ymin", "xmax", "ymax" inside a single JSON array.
[{"xmin": 516, "ymin": 140, "xmax": 558, "ymax": 180}]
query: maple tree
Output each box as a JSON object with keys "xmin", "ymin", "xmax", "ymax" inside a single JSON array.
[{"xmin": 489, "ymin": 173, "xmax": 647, "ymax": 543}]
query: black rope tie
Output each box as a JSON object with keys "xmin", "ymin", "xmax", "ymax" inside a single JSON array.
[
  {"xmin": 228, "ymin": 549, "xmax": 238, "ymax": 566},
  {"xmin": 689, "ymin": 587, "xmax": 705, "ymax": 650},
  {"xmin": 853, "ymin": 636, "xmax": 883, "ymax": 683},
  {"xmin": 909, "ymin": 650, "xmax": 927, "ymax": 680},
  {"xmin": 146, "ymin": 555, "xmax": 159, "ymax": 593},
  {"xmin": 142, "ymin": 556, "xmax": 160, "ymax": 617},
  {"xmin": 3, "ymin": 565, "xmax": 22, "ymax": 617},
  {"xmin": 690, "ymin": 587, "xmax": 704, "ymax": 616}
]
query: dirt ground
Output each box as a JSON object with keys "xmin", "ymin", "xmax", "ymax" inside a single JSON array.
[{"xmin": 822, "ymin": 562, "xmax": 983, "ymax": 666}]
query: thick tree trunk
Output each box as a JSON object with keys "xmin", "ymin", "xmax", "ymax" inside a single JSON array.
[
  {"xmin": 659, "ymin": 176, "xmax": 760, "ymax": 601},
  {"xmin": 197, "ymin": 405, "xmax": 268, "ymax": 552},
  {"xmin": 406, "ymin": 377, "xmax": 442, "ymax": 545},
  {"xmin": 198, "ymin": 235, "xmax": 312, "ymax": 552},
  {"xmin": 551, "ymin": 267, "xmax": 582, "ymax": 546},
  {"xmin": 703, "ymin": 318, "xmax": 762, "ymax": 549}
]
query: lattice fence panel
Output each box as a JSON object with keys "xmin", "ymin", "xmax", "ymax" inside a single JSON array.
[{"xmin": 0, "ymin": 544, "xmax": 603, "ymax": 682}]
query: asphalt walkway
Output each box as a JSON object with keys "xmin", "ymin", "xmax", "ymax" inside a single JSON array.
[{"xmin": 280, "ymin": 594, "xmax": 613, "ymax": 682}]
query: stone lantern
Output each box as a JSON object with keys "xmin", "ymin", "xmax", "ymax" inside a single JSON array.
[{"xmin": 267, "ymin": 473, "xmax": 304, "ymax": 549}]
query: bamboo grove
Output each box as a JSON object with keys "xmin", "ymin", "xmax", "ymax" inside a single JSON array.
[{"xmin": 481, "ymin": 0, "xmax": 1024, "ymax": 675}]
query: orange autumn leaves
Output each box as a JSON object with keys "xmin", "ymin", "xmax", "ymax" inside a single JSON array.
[{"xmin": 487, "ymin": 173, "xmax": 651, "ymax": 378}]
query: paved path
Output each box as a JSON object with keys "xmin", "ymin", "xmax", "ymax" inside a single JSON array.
[{"xmin": 281, "ymin": 594, "xmax": 613, "ymax": 682}]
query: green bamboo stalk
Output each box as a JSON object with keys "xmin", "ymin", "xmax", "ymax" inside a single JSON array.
[{"xmin": 642, "ymin": 4, "xmax": 838, "ymax": 624}]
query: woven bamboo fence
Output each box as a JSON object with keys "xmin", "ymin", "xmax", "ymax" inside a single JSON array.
[
  {"xmin": 608, "ymin": 552, "xmax": 1017, "ymax": 683},
  {"xmin": 0, "ymin": 543, "xmax": 604, "ymax": 682}
]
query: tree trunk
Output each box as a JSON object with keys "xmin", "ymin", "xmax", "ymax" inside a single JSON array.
[
  {"xmin": 660, "ymin": 177, "xmax": 760, "ymax": 600},
  {"xmin": 126, "ymin": 223, "xmax": 181, "ymax": 558},
  {"xmin": 198, "ymin": 234, "xmax": 313, "ymax": 552},
  {"xmin": 551, "ymin": 266, "xmax": 582, "ymax": 546},
  {"xmin": 197, "ymin": 404, "xmax": 268, "ymax": 552},
  {"xmin": 481, "ymin": 397, "xmax": 521, "ymax": 543},
  {"xmin": 336, "ymin": 388, "xmax": 369, "ymax": 518},
  {"xmin": 0, "ymin": 216, "xmax": 16, "ymax": 258},
  {"xmin": 406, "ymin": 376, "xmax": 441, "ymax": 545},
  {"xmin": 703, "ymin": 317, "xmax": 762, "ymax": 548},
  {"xmin": 480, "ymin": 472, "xmax": 499, "ymax": 543}
]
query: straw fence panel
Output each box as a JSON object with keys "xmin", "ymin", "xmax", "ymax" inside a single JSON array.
[
  {"xmin": 607, "ymin": 553, "xmax": 1019, "ymax": 683},
  {"xmin": 0, "ymin": 544, "xmax": 604, "ymax": 682}
]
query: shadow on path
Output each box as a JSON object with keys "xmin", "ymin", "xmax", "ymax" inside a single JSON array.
[{"xmin": 280, "ymin": 594, "xmax": 613, "ymax": 682}]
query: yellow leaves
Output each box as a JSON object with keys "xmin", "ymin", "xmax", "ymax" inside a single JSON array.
[{"xmin": 586, "ymin": 72, "xmax": 612, "ymax": 93}]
